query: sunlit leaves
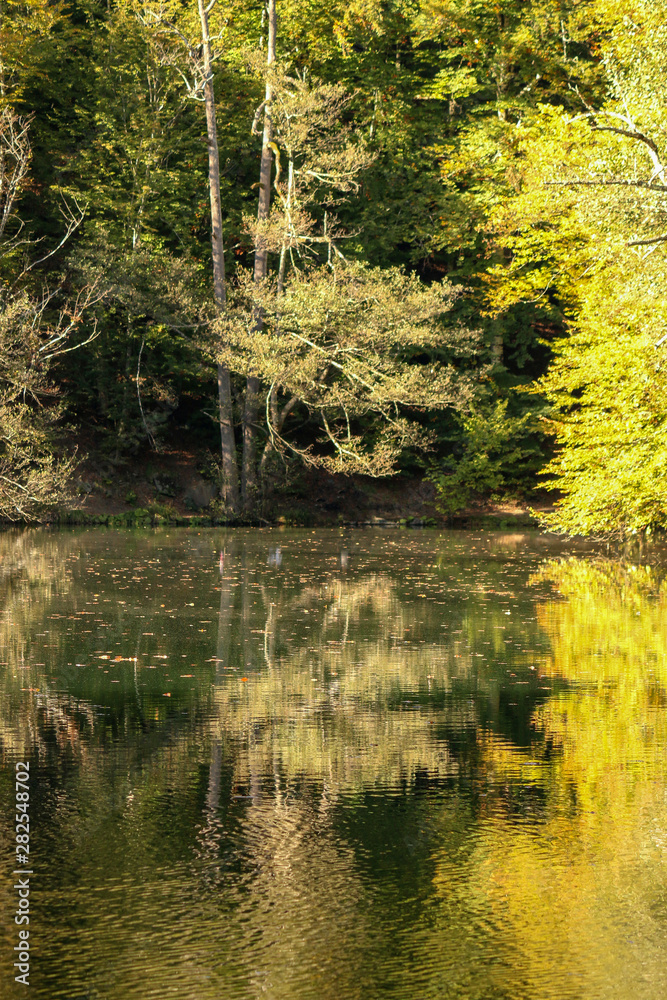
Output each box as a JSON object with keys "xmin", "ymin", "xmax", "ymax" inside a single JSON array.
[
  {"xmin": 214, "ymin": 261, "xmax": 483, "ymax": 475},
  {"xmin": 485, "ymin": 0, "xmax": 667, "ymax": 534}
]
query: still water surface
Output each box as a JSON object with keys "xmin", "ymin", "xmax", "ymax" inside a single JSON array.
[{"xmin": 1, "ymin": 528, "xmax": 666, "ymax": 999}]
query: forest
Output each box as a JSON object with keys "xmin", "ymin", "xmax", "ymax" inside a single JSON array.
[{"xmin": 0, "ymin": 0, "xmax": 665, "ymax": 535}]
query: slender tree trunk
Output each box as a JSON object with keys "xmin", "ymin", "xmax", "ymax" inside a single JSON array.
[
  {"xmin": 198, "ymin": 0, "xmax": 240, "ymax": 514},
  {"xmin": 115, "ymin": 335, "xmax": 133, "ymax": 462},
  {"xmin": 242, "ymin": 0, "xmax": 277, "ymax": 514}
]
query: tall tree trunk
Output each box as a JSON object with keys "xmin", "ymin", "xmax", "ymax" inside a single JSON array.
[
  {"xmin": 114, "ymin": 335, "xmax": 134, "ymax": 462},
  {"xmin": 198, "ymin": 0, "xmax": 240, "ymax": 515},
  {"xmin": 242, "ymin": 0, "xmax": 277, "ymax": 514}
]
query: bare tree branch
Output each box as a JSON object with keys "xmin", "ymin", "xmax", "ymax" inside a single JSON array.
[{"xmin": 627, "ymin": 233, "xmax": 667, "ymax": 247}]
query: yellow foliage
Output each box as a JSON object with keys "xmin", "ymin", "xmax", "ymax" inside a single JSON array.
[{"xmin": 487, "ymin": 0, "xmax": 667, "ymax": 533}]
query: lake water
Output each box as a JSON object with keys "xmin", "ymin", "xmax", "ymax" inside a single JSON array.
[{"xmin": 1, "ymin": 527, "xmax": 666, "ymax": 999}]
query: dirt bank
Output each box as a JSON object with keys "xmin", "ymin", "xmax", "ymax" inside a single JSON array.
[{"xmin": 52, "ymin": 439, "xmax": 551, "ymax": 529}]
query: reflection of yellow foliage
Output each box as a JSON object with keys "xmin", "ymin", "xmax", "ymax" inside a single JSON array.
[
  {"xmin": 432, "ymin": 804, "xmax": 667, "ymax": 1000},
  {"xmin": 423, "ymin": 555, "xmax": 667, "ymax": 999},
  {"xmin": 476, "ymin": 730, "xmax": 551, "ymax": 787},
  {"xmin": 532, "ymin": 559, "xmax": 667, "ymax": 681},
  {"xmin": 528, "ymin": 558, "xmax": 667, "ymax": 793},
  {"xmin": 2, "ymin": 533, "xmax": 667, "ymax": 996},
  {"xmin": 0, "ymin": 530, "xmax": 75, "ymax": 643}
]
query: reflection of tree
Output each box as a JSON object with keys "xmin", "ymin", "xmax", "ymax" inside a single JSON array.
[
  {"xmin": 431, "ymin": 803, "xmax": 667, "ymax": 1000},
  {"xmin": 0, "ymin": 529, "xmax": 75, "ymax": 656},
  {"xmin": 209, "ymin": 568, "xmax": 474, "ymax": 798},
  {"xmin": 200, "ymin": 531, "xmax": 566, "ymax": 809},
  {"xmin": 0, "ymin": 530, "xmax": 79, "ymax": 756},
  {"xmin": 193, "ymin": 543, "xmax": 570, "ymax": 1000},
  {"xmin": 529, "ymin": 558, "xmax": 667, "ymax": 796},
  {"xmin": 422, "ymin": 556, "xmax": 667, "ymax": 1000},
  {"xmin": 8, "ymin": 533, "xmax": 667, "ymax": 998},
  {"xmin": 215, "ymin": 798, "xmax": 378, "ymax": 1000}
]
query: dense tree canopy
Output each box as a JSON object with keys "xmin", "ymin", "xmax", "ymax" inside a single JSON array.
[
  {"xmin": 489, "ymin": 0, "xmax": 667, "ymax": 534},
  {"xmin": 0, "ymin": 0, "xmax": 663, "ymax": 532}
]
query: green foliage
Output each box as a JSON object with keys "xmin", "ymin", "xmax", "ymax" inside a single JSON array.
[
  {"xmin": 217, "ymin": 261, "xmax": 483, "ymax": 476},
  {"xmin": 0, "ymin": 25, "xmax": 82, "ymax": 520},
  {"xmin": 62, "ymin": 237, "xmax": 209, "ymax": 457},
  {"xmin": 0, "ymin": 287, "xmax": 78, "ymax": 520},
  {"xmin": 428, "ymin": 398, "xmax": 543, "ymax": 513},
  {"xmin": 146, "ymin": 499, "xmax": 177, "ymax": 519},
  {"xmin": 3, "ymin": 0, "xmax": 656, "ymax": 522}
]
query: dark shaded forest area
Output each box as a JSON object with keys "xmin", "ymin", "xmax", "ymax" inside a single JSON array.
[{"xmin": 1, "ymin": 0, "xmax": 665, "ymax": 534}]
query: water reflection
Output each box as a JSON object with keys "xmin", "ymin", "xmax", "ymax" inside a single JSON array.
[{"xmin": 0, "ymin": 529, "xmax": 666, "ymax": 999}]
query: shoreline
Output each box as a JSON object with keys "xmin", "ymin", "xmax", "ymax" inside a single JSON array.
[
  {"xmin": 2, "ymin": 440, "xmax": 551, "ymax": 531},
  {"xmin": 0, "ymin": 505, "xmax": 543, "ymax": 531}
]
